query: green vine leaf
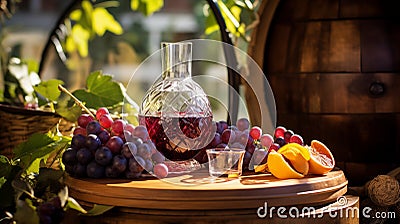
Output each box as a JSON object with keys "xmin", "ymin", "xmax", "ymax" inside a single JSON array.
[
  {"xmin": 72, "ymin": 71, "xmax": 124, "ymax": 109},
  {"xmin": 33, "ymin": 79, "xmax": 64, "ymax": 102},
  {"xmin": 93, "ymin": 8, "xmax": 123, "ymax": 36},
  {"xmin": 131, "ymin": 0, "xmax": 163, "ymax": 16},
  {"xmin": 66, "ymin": 197, "xmax": 87, "ymax": 214}
]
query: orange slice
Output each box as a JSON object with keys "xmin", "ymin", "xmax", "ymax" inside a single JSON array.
[
  {"xmin": 267, "ymin": 151, "xmax": 304, "ymax": 179},
  {"xmin": 278, "ymin": 143, "xmax": 310, "ymax": 161},
  {"xmin": 308, "ymin": 140, "xmax": 335, "ymax": 174}
]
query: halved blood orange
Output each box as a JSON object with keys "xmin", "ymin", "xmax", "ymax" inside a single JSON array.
[{"xmin": 308, "ymin": 140, "xmax": 335, "ymax": 174}]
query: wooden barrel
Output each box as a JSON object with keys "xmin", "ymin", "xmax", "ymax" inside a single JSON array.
[
  {"xmin": 248, "ymin": 0, "xmax": 400, "ymax": 185},
  {"xmin": 64, "ymin": 170, "xmax": 359, "ymax": 223}
]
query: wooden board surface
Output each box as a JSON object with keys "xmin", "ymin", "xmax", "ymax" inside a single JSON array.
[{"xmin": 65, "ymin": 170, "xmax": 347, "ymax": 210}]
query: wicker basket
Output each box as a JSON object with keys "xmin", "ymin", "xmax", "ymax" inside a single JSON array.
[{"xmin": 0, "ymin": 104, "xmax": 62, "ymax": 158}]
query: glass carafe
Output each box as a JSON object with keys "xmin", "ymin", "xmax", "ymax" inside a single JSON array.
[{"xmin": 139, "ymin": 42, "xmax": 214, "ymax": 161}]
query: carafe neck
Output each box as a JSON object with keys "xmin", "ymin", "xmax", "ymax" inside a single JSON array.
[{"xmin": 161, "ymin": 42, "xmax": 192, "ymax": 79}]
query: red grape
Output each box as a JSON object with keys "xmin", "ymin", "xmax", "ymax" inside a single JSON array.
[
  {"xmin": 289, "ymin": 134, "xmax": 304, "ymax": 145},
  {"xmin": 73, "ymin": 127, "xmax": 86, "ymax": 136},
  {"xmin": 78, "ymin": 114, "xmax": 94, "ymax": 128},
  {"xmin": 274, "ymin": 126, "xmax": 286, "ymax": 138},
  {"xmin": 111, "ymin": 119, "xmax": 126, "ymax": 134},
  {"xmin": 125, "ymin": 124, "xmax": 135, "ymax": 134},
  {"xmin": 260, "ymin": 134, "xmax": 274, "ymax": 148},
  {"xmin": 99, "ymin": 114, "xmax": 113, "ymax": 129},
  {"xmin": 268, "ymin": 143, "xmax": 280, "ymax": 152},
  {"xmin": 96, "ymin": 107, "xmax": 109, "ymax": 120},
  {"xmin": 249, "ymin": 126, "xmax": 262, "ymax": 140},
  {"xmin": 153, "ymin": 163, "xmax": 168, "ymax": 178},
  {"xmin": 236, "ymin": 118, "xmax": 250, "ymax": 131}
]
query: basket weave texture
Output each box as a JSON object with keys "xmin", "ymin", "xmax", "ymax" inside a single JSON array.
[{"xmin": 0, "ymin": 104, "xmax": 62, "ymax": 158}]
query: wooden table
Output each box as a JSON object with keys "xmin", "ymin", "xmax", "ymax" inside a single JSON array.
[{"xmin": 65, "ymin": 170, "xmax": 359, "ymax": 223}]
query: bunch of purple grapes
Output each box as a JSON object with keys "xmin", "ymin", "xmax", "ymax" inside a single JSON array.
[
  {"xmin": 62, "ymin": 107, "xmax": 168, "ymax": 179},
  {"xmin": 193, "ymin": 118, "xmax": 267, "ymax": 169}
]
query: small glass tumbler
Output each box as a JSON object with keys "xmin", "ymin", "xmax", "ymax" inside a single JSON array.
[{"xmin": 206, "ymin": 149, "xmax": 245, "ymax": 178}]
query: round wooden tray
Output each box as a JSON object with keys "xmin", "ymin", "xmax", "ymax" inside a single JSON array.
[{"xmin": 65, "ymin": 169, "xmax": 347, "ymax": 210}]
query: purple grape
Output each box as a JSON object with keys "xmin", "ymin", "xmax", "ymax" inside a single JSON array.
[
  {"xmin": 73, "ymin": 163, "xmax": 87, "ymax": 177},
  {"xmin": 143, "ymin": 159, "xmax": 154, "ymax": 172},
  {"xmin": 86, "ymin": 121, "xmax": 102, "ymax": 135},
  {"xmin": 236, "ymin": 131, "xmax": 249, "ymax": 146},
  {"xmin": 62, "ymin": 148, "xmax": 77, "ymax": 165},
  {"xmin": 106, "ymin": 136, "xmax": 124, "ymax": 154},
  {"xmin": 246, "ymin": 143, "xmax": 256, "ymax": 154},
  {"xmin": 243, "ymin": 151, "xmax": 253, "ymax": 169},
  {"xmin": 275, "ymin": 136, "xmax": 286, "ymax": 147},
  {"xmin": 86, "ymin": 161, "xmax": 105, "ymax": 178},
  {"xmin": 64, "ymin": 164, "xmax": 75, "ymax": 175},
  {"xmin": 236, "ymin": 118, "xmax": 250, "ymax": 131},
  {"xmin": 126, "ymin": 136, "xmax": 143, "ymax": 147},
  {"xmin": 125, "ymin": 170, "xmax": 142, "ymax": 179},
  {"xmin": 121, "ymin": 142, "xmax": 137, "ymax": 159},
  {"xmin": 137, "ymin": 143, "xmax": 152, "ymax": 159},
  {"xmin": 129, "ymin": 156, "xmax": 145, "ymax": 173},
  {"xmin": 133, "ymin": 125, "xmax": 149, "ymax": 141},
  {"xmin": 221, "ymin": 129, "xmax": 236, "ymax": 144},
  {"xmin": 216, "ymin": 121, "xmax": 228, "ymax": 134},
  {"xmin": 284, "ymin": 130, "xmax": 294, "ymax": 143},
  {"xmin": 208, "ymin": 132, "xmax": 222, "ymax": 147},
  {"xmin": 105, "ymin": 166, "xmax": 120, "ymax": 178},
  {"xmin": 112, "ymin": 155, "xmax": 128, "ymax": 173},
  {"xmin": 151, "ymin": 151, "xmax": 165, "ymax": 164},
  {"xmin": 95, "ymin": 146, "xmax": 113, "ymax": 166},
  {"xmin": 76, "ymin": 148, "xmax": 93, "ymax": 165},
  {"xmin": 85, "ymin": 134, "xmax": 101, "ymax": 151},
  {"xmin": 98, "ymin": 130, "xmax": 110, "ymax": 144},
  {"xmin": 71, "ymin": 134, "xmax": 86, "ymax": 150}
]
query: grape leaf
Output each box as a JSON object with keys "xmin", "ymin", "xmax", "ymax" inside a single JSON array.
[
  {"xmin": 55, "ymin": 99, "xmax": 82, "ymax": 122},
  {"xmin": 13, "ymin": 133, "xmax": 54, "ymax": 159},
  {"xmin": 93, "ymin": 8, "xmax": 123, "ymax": 36},
  {"xmin": 66, "ymin": 197, "xmax": 87, "ymax": 214},
  {"xmin": 131, "ymin": 0, "xmax": 163, "ymax": 16},
  {"xmin": 33, "ymin": 79, "xmax": 64, "ymax": 102},
  {"xmin": 72, "ymin": 71, "xmax": 124, "ymax": 109}
]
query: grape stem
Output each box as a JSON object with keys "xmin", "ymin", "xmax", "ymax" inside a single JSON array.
[{"xmin": 58, "ymin": 84, "xmax": 95, "ymax": 118}]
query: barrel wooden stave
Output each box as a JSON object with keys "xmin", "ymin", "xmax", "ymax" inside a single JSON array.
[{"xmin": 255, "ymin": 0, "xmax": 400, "ymax": 185}]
